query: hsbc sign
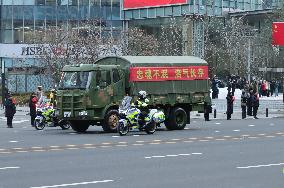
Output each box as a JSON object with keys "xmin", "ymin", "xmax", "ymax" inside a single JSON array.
[{"xmin": 123, "ymin": 0, "xmax": 187, "ymax": 9}]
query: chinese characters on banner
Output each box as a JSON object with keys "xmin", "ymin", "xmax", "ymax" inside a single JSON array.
[
  {"xmin": 129, "ymin": 66, "xmax": 208, "ymax": 82},
  {"xmin": 272, "ymin": 22, "xmax": 284, "ymax": 46},
  {"xmin": 123, "ymin": 0, "xmax": 187, "ymax": 9}
]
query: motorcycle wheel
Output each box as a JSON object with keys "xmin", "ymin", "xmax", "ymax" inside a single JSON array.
[
  {"xmin": 59, "ymin": 120, "xmax": 71, "ymax": 130},
  {"xmin": 34, "ymin": 119, "xmax": 46, "ymax": 130},
  {"xmin": 117, "ymin": 122, "xmax": 129, "ymax": 136},
  {"xmin": 145, "ymin": 121, "xmax": 156, "ymax": 134}
]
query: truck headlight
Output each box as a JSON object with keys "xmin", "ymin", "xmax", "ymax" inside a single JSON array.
[{"xmin": 79, "ymin": 111, "xmax": 88, "ymax": 116}]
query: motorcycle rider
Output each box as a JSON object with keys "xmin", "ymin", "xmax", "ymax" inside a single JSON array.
[{"xmin": 134, "ymin": 91, "xmax": 150, "ymax": 128}]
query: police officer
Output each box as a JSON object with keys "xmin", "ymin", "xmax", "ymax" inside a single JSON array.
[
  {"xmin": 134, "ymin": 91, "xmax": 150, "ymax": 127},
  {"xmin": 252, "ymin": 93, "xmax": 259, "ymax": 119},
  {"xmin": 226, "ymin": 92, "xmax": 234, "ymax": 120},
  {"xmin": 241, "ymin": 90, "xmax": 248, "ymax": 119}
]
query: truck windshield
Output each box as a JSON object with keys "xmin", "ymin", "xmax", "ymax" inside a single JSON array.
[{"xmin": 59, "ymin": 71, "xmax": 92, "ymax": 89}]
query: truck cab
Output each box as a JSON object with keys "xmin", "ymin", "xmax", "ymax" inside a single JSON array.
[{"xmin": 56, "ymin": 64, "xmax": 125, "ymax": 132}]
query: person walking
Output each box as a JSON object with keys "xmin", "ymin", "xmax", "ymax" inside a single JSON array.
[
  {"xmin": 247, "ymin": 89, "xmax": 254, "ymax": 116},
  {"xmin": 252, "ymin": 93, "xmax": 259, "ymax": 119},
  {"xmin": 241, "ymin": 90, "xmax": 248, "ymax": 119},
  {"xmin": 211, "ymin": 77, "xmax": 219, "ymax": 99},
  {"xmin": 29, "ymin": 92, "xmax": 38, "ymax": 126},
  {"xmin": 226, "ymin": 92, "xmax": 234, "ymax": 120},
  {"xmin": 274, "ymin": 80, "xmax": 280, "ymax": 97},
  {"xmin": 4, "ymin": 94, "xmax": 16, "ymax": 128}
]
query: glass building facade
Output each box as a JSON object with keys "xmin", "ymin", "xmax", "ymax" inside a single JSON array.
[
  {"xmin": 0, "ymin": 0, "xmax": 122, "ymax": 93},
  {"xmin": 0, "ymin": 0, "xmax": 121, "ymax": 44}
]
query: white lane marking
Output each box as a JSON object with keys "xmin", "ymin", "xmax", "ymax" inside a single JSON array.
[
  {"xmin": 166, "ymin": 155, "xmax": 179, "ymax": 157},
  {"xmin": 191, "ymin": 153, "xmax": 203, "ymax": 155},
  {"xmin": 171, "ymin": 139, "xmax": 181, "ymax": 141},
  {"xmin": 13, "ymin": 120, "xmax": 29, "ymax": 124},
  {"xmin": 276, "ymin": 132, "xmax": 284, "ymax": 135},
  {"xmin": 233, "ymin": 130, "xmax": 240, "ymax": 132},
  {"xmin": 248, "ymin": 124, "xmax": 255, "ymax": 127},
  {"xmin": 258, "ymin": 134, "xmax": 266, "ymax": 136},
  {"xmin": 237, "ymin": 163, "xmax": 284, "ymax": 169},
  {"xmin": 133, "ymin": 135, "xmax": 140, "ymax": 137},
  {"xmin": 136, "ymin": 141, "xmax": 145, "ymax": 143},
  {"xmin": 215, "ymin": 123, "xmax": 221, "ymax": 125},
  {"xmin": 0, "ymin": 166, "xmax": 20, "ymax": 170},
  {"xmin": 69, "ymin": 133, "xmax": 77, "ymax": 135},
  {"xmin": 178, "ymin": 154, "xmax": 191, "ymax": 156},
  {"xmin": 9, "ymin": 141, "xmax": 18, "ymax": 143},
  {"xmin": 112, "ymin": 136, "xmax": 120, "ymax": 138},
  {"xmin": 152, "ymin": 156, "xmax": 166, "ymax": 158},
  {"xmin": 215, "ymin": 131, "xmax": 220, "ymax": 133},
  {"xmin": 30, "ymin": 180, "xmax": 114, "ymax": 188},
  {"xmin": 118, "ymin": 142, "xmax": 127, "ymax": 144},
  {"xmin": 224, "ymin": 136, "xmax": 232, "ymax": 138}
]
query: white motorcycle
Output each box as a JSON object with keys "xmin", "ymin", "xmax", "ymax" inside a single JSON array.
[{"xmin": 117, "ymin": 96, "xmax": 165, "ymax": 136}]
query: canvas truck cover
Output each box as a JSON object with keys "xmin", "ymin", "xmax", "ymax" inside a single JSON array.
[{"xmin": 95, "ymin": 56, "xmax": 210, "ymax": 95}]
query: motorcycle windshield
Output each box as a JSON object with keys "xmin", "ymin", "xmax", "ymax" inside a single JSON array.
[{"xmin": 119, "ymin": 96, "xmax": 132, "ymax": 111}]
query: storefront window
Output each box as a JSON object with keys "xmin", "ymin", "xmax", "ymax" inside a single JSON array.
[{"xmin": 46, "ymin": 0, "xmax": 57, "ymax": 5}]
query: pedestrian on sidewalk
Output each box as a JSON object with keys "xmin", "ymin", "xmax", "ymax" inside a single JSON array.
[
  {"xmin": 29, "ymin": 92, "xmax": 38, "ymax": 126},
  {"xmin": 226, "ymin": 92, "xmax": 234, "ymax": 120},
  {"xmin": 252, "ymin": 92, "xmax": 259, "ymax": 119},
  {"xmin": 241, "ymin": 90, "xmax": 248, "ymax": 119},
  {"xmin": 247, "ymin": 89, "xmax": 254, "ymax": 116},
  {"xmin": 4, "ymin": 93, "xmax": 16, "ymax": 128}
]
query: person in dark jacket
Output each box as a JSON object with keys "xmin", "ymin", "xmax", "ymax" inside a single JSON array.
[
  {"xmin": 211, "ymin": 78, "xmax": 219, "ymax": 99},
  {"xmin": 226, "ymin": 92, "xmax": 234, "ymax": 120},
  {"xmin": 247, "ymin": 89, "xmax": 254, "ymax": 116},
  {"xmin": 241, "ymin": 90, "xmax": 248, "ymax": 119},
  {"xmin": 4, "ymin": 94, "xmax": 16, "ymax": 128},
  {"xmin": 252, "ymin": 93, "xmax": 259, "ymax": 119},
  {"xmin": 29, "ymin": 92, "xmax": 38, "ymax": 126}
]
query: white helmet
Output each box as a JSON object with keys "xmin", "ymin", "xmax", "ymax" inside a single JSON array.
[{"xmin": 138, "ymin": 90, "xmax": 147, "ymax": 99}]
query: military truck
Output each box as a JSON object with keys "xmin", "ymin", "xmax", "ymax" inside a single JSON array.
[{"xmin": 56, "ymin": 56, "xmax": 211, "ymax": 133}]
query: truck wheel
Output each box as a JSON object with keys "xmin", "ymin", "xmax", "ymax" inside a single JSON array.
[
  {"xmin": 70, "ymin": 121, "xmax": 89, "ymax": 133},
  {"xmin": 166, "ymin": 107, "xmax": 187, "ymax": 130},
  {"xmin": 103, "ymin": 110, "xmax": 119, "ymax": 133}
]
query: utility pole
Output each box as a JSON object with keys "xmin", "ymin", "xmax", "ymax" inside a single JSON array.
[
  {"xmin": 247, "ymin": 38, "xmax": 251, "ymax": 83},
  {"xmin": 1, "ymin": 58, "xmax": 5, "ymax": 108}
]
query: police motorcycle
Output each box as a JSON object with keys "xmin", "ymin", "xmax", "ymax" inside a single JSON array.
[
  {"xmin": 34, "ymin": 98, "xmax": 70, "ymax": 130},
  {"xmin": 117, "ymin": 96, "xmax": 165, "ymax": 136}
]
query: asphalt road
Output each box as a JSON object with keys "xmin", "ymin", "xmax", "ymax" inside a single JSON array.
[{"xmin": 0, "ymin": 115, "xmax": 284, "ymax": 188}]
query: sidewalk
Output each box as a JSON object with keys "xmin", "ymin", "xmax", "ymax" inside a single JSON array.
[{"xmin": 191, "ymin": 111, "xmax": 284, "ymax": 120}]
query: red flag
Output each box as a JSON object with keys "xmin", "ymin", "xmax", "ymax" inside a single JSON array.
[
  {"xmin": 272, "ymin": 22, "xmax": 284, "ymax": 46},
  {"xmin": 124, "ymin": 0, "xmax": 187, "ymax": 9}
]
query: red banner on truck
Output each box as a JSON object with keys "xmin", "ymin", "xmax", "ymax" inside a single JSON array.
[
  {"xmin": 272, "ymin": 22, "xmax": 284, "ymax": 46},
  {"xmin": 123, "ymin": 0, "xmax": 187, "ymax": 9},
  {"xmin": 129, "ymin": 66, "xmax": 208, "ymax": 82}
]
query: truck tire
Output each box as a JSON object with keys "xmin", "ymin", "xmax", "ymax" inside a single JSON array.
[
  {"xmin": 102, "ymin": 110, "xmax": 119, "ymax": 133},
  {"xmin": 166, "ymin": 107, "xmax": 187, "ymax": 130},
  {"xmin": 70, "ymin": 121, "xmax": 89, "ymax": 133}
]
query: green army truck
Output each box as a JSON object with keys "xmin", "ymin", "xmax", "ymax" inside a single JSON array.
[{"xmin": 56, "ymin": 56, "xmax": 211, "ymax": 133}]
